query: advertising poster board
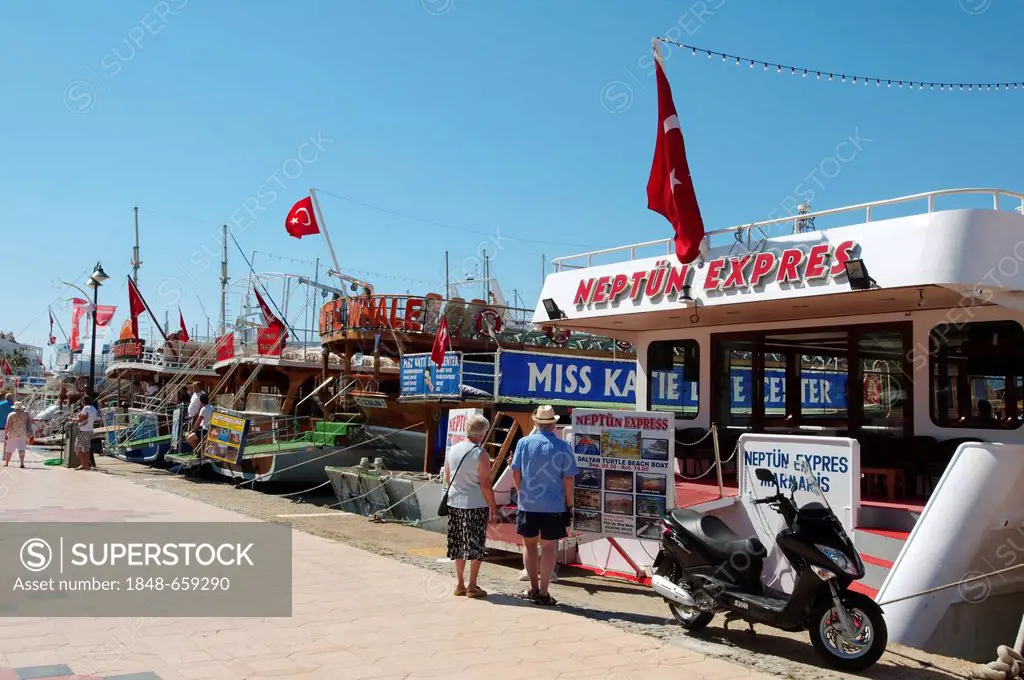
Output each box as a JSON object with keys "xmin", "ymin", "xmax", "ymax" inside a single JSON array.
[
  {"xmin": 737, "ymin": 433, "xmax": 860, "ymax": 536},
  {"xmin": 445, "ymin": 408, "xmax": 483, "ymax": 452},
  {"xmin": 400, "ymin": 351, "xmax": 463, "ymax": 399},
  {"xmin": 570, "ymin": 409, "xmax": 676, "ymax": 541},
  {"xmin": 170, "ymin": 404, "xmax": 185, "ymax": 454},
  {"xmin": 204, "ymin": 411, "xmax": 250, "ymax": 466}
]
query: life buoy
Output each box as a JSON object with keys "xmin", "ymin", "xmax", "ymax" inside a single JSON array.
[
  {"xmin": 544, "ymin": 326, "xmax": 571, "ymax": 346},
  {"xmin": 474, "ymin": 308, "xmax": 504, "ymax": 336},
  {"xmin": 616, "ymin": 340, "xmax": 633, "ymax": 352}
]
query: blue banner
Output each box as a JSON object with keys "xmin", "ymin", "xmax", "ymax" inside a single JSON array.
[
  {"xmin": 400, "ymin": 352, "xmax": 463, "ymax": 399},
  {"xmin": 495, "ymin": 350, "xmax": 848, "ymax": 411}
]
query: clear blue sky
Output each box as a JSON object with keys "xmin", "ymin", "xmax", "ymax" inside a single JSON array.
[{"xmin": 2, "ymin": 0, "xmax": 1022, "ymax": 359}]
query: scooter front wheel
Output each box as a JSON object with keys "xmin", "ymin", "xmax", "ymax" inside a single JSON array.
[{"xmin": 808, "ymin": 591, "xmax": 887, "ymax": 672}]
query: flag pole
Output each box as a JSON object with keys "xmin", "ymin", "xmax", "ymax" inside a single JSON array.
[
  {"xmin": 129, "ymin": 277, "xmax": 168, "ymax": 342},
  {"xmin": 308, "ymin": 188, "xmax": 348, "ymax": 299}
]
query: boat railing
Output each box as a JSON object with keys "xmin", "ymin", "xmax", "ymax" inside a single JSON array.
[
  {"xmin": 319, "ymin": 293, "xmax": 634, "ymax": 352},
  {"xmin": 221, "ymin": 338, "xmax": 342, "ymax": 365},
  {"xmin": 108, "ymin": 341, "xmax": 218, "ymax": 372},
  {"xmin": 551, "ymin": 188, "xmax": 1024, "ymax": 271}
]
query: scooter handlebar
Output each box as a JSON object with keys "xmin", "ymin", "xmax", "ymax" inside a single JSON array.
[{"xmin": 752, "ymin": 493, "xmax": 783, "ymax": 505}]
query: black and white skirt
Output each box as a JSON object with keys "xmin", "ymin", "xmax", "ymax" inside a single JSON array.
[{"xmin": 446, "ymin": 506, "xmax": 490, "ymax": 561}]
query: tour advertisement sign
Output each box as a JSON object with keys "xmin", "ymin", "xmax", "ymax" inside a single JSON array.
[
  {"xmin": 445, "ymin": 408, "xmax": 483, "ymax": 452},
  {"xmin": 570, "ymin": 409, "xmax": 676, "ymax": 541},
  {"xmin": 737, "ymin": 433, "xmax": 860, "ymax": 535},
  {"xmin": 204, "ymin": 412, "xmax": 250, "ymax": 466},
  {"xmin": 400, "ymin": 352, "xmax": 463, "ymax": 399}
]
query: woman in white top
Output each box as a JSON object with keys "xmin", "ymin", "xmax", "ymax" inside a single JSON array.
[
  {"xmin": 75, "ymin": 396, "xmax": 101, "ymax": 470},
  {"xmin": 444, "ymin": 414, "xmax": 498, "ymax": 598}
]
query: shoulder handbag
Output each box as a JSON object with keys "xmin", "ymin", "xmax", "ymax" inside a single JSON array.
[{"xmin": 438, "ymin": 446, "xmax": 475, "ymax": 517}]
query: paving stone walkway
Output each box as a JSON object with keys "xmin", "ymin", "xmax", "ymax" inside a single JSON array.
[{"xmin": 0, "ymin": 453, "xmax": 775, "ymax": 680}]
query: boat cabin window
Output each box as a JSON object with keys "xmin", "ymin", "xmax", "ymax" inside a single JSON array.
[
  {"xmin": 647, "ymin": 340, "xmax": 699, "ymax": 420},
  {"xmin": 929, "ymin": 321, "xmax": 1023, "ymax": 429},
  {"xmin": 712, "ymin": 324, "xmax": 910, "ymax": 437}
]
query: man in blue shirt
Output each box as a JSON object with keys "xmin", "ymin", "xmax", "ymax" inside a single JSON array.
[
  {"xmin": 511, "ymin": 405, "xmax": 577, "ymax": 605},
  {"xmin": 0, "ymin": 392, "xmax": 13, "ymax": 437}
]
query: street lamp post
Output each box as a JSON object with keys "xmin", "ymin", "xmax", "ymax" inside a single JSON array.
[{"xmin": 85, "ymin": 262, "xmax": 109, "ymax": 396}]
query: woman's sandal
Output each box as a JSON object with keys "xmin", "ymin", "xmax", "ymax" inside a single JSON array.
[
  {"xmin": 534, "ymin": 593, "xmax": 557, "ymax": 606},
  {"xmin": 466, "ymin": 586, "xmax": 488, "ymax": 599},
  {"xmin": 518, "ymin": 588, "xmax": 539, "ymax": 601}
]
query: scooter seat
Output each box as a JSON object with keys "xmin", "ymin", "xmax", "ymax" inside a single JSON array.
[{"xmin": 667, "ymin": 509, "xmax": 766, "ymax": 560}]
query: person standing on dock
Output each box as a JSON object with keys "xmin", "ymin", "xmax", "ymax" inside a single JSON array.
[
  {"xmin": 511, "ymin": 405, "xmax": 576, "ymax": 606},
  {"xmin": 444, "ymin": 414, "xmax": 498, "ymax": 599},
  {"xmin": 0, "ymin": 392, "xmax": 13, "ymax": 441},
  {"xmin": 3, "ymin": 401, "xmax": 32, "ymax": 468},
  {"xmin": 74, "ymin": 395, "xmax": 101, "ymax": 470}
]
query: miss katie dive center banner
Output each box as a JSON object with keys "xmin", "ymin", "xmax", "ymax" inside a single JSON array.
[{"xmin": 495, "ymin": 350, "xmax": 848, "ymax": 411}]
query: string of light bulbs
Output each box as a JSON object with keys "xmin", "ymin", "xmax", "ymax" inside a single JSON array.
[{"xmin": 656, "ymin": 38, "xmax": 1022, "ymax": 92}]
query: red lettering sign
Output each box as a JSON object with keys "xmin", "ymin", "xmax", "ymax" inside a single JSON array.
[{"xmin": 572, "ymin": 241, "xmax": 859, "ymax": 308}]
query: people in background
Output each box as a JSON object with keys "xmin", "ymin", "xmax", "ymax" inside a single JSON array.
[
  {"xmin": 0, "ymin": 393, "xmax": 13, "ymax": 440},
  {"xmin": 187, "ymin": 381, "xmax": 204, "ymax": 420},
  {"xmin": 75, "ymin": 395, "xmax": 101, "ymax": 470},
  {"xmin": 186, "ymin": 394, "xmax": 213, "ymax": 450},
  {"xmin": 511, "ymin": 405, "xmax": 577, "ymax": 606},
  {"xmin": 3, "ymin": 401, "xmax": 32, "ymax": 468},
  {"xmin": 977, "ymin": 399, "xmax": 995, "ymax": 421},
  {"xmin": 444, "ymin": 414, "xmax": 498, "ymax": 599}
]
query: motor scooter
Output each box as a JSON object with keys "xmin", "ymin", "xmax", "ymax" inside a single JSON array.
[{"xmin": 651, "ymin": 464, "xmax": 887, "ymax": 671}]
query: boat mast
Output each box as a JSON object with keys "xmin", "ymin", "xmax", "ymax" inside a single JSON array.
[
  {"xmin": 444, "ymin": 251, "xmax": 450, "ymax": 298},
  {"xmin": 484, "ymin": 250, "xmax": 490, "ymax": 302},
  {"xmin": 220, "ymin": 224, "xmax": 229, "ymax": 334},
  {"xmin": 131, "ymin": 206, "xmax": 141, "ymax": 285}
]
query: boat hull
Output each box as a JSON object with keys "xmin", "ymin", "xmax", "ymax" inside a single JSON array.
[
  {"xmin": 206, "ymin": 438, "xmax": 421, "ymax": 485},
  {"xmin": 325, "ymin": 465, "xmax": 447, "ymax": 533}
]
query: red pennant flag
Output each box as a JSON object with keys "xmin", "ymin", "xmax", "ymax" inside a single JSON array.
[
  {"xmin": 178, "ymin": 308, "xmax": 190, "ymax": 342},
  {"xmin": 285, "ymin": 196, "xmax": 320, "ymax": 239},
  {"xmin": 647, "ymin": 52, "xmax": 705, "ymax": 265},
  {"xmin": 69, "ymin": 298, "xmax": 88, "ymax": 351},
  {"xmin": 49, "ymin": 310, "xmax": 56, "ymax": 346},
  {"xmin": 1, "ymin": 357, "xmax": 12, "ymax": 375},
  {"xmin": 430, "ymin": 316, "xmax": 450, "ymax": 367},
  {"xmin": 127, "ymin": 277, "xmax": 146, "ymax": 339},
  {"xmin": 94, "ymin": 305, "xmax": 117, "ymax": 327},
  {"xmin": 253, "ymin": 287, "xmax": 288, "ymax": 352}
]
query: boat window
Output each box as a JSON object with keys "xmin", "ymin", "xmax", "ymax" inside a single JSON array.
[
  {"xmin": 930, "ymin": 321, "xmax": 1023, "ymax": 429},
  {"xmin": 712, "ymin": 324, "xmax": 911, "ymax": 436},
  {"xmin": 647, "ymin": 339, "xmax": 699, "ymax": 420},
  {"xmin": 859, "ymin": 331, "xmax": 906, "ymax": 436},
  {"xmin": 712, "ymin": 338, "xmax": 754, "ymax": 430}
]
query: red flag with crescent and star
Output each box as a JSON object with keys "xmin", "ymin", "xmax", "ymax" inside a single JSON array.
[
  {"xmin": 430, "ymin": 316, "xmax": 450, "ymax": 367},
  {"xmin": 285, "ymin": 196, "xmax": 320, "ymax": 239},
  {"xmin": 178, "ymin": 308, "xmax": 190, "ymax": 342},
  {"xmin": 646, "ymin": 49, "xmax": 705, "ymax": 265}
]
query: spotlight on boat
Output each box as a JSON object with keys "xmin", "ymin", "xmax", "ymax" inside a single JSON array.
[
  {"xmin": 542, "ymin": 298, "xmax": 567, "ymax": 320},
  {"xmin": 844, "ymin": 259, "xmax": 876, "ymax": 291},
  {"xmin": 679, "ymin": 285, "xmax": 694, "ymax": 305}
]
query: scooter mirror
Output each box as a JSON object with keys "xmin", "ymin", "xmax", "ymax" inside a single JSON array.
[{"xmin": 754, "ymin": 468, "xmax": 777, "ymax": 485}]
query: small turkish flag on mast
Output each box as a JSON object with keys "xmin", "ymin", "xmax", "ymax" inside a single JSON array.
[
  {"xmin": 646, "ymin": 45, "xmax": 705, "ymax": 265},
  {"xmin": 285, "ymin": 196, "xmax": 320, "ymax": 239},
  {"xmin": 430, "ymin": 316, "xmax": 450, "ymax": 367}
]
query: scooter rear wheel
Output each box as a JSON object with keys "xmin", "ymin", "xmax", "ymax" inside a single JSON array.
[
  {"xmin": 808, "ymin": 591, "xmax": 887, "ymax": 671},
  {"xmin": 669, "ymin": 600, "xmax": 713, "ymax": 630}
]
